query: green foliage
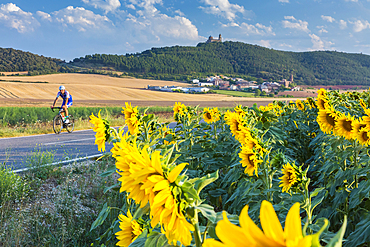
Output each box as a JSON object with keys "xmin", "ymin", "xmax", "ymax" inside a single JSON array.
[
  {"xmin": 0, "ymin": 164, "xmax": 29, "ymax": 204},
  {"xmin": 70, "ymin": 41, "xmax": 370, "ymax": 85},
  {"xmin": 214, "ymin": 89, "xmax": 255, "ymax": 97},
  {"xmin": 0, "ymin": 47, "xmax": 66, "ymax": 74}
]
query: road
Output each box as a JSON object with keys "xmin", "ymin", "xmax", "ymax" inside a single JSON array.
[
  {"xmin": 1, "ymin": 122, "xmax": 179, "ymax": 171},
  {"xmin": 0, "ymin": 128, "xmax": 115, "ymax": 171}
]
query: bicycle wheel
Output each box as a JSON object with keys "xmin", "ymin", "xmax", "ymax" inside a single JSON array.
[
  {"xmin": 53, "ymin": 114, "xmax": 63, "ymax": 134},
  {"xmin": 66, "ymin": 115, "xmax": 75, "ymax": 133}
]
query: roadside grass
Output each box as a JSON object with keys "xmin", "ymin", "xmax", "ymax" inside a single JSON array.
[
  {"xmin": 0, "ymin": 106, "xmax": 234, "ymax": 138},
  {"xmin": 214, "ymin": 89, "xmax": 255, "ymax": 97},
  {"xmin": 0, "ymin": 153, "xmax": 121, "ymax": 247}
]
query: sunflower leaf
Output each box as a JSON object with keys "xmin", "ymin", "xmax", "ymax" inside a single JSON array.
[{"xmin": 90, "ymin": 202, "xmax": 110, "ymax": 232}]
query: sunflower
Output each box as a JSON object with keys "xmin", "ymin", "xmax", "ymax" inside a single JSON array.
[
  {"xmin": 203, "ymin": 107, "xmax": 214, "ymax": 124},
  {"xmin": 89, "ymin": 111, "xmax": 109, "ymax": 152},
  {"xmin": 234, "ymin": 105, "xmax": 246, "ymax": 116},
  {"xmin": 357, "ymin": 127, "xmax": 370, "ymax": 146},
  {"xmin": 317, "ymin": 88, "xmax": 327, "ymax": 98},
  {"xmin": 316, "ymin": 107, "xmax": 338, "ymax": 134},
  {"xmin": 122, "ymin": 102, "xmax": 141, "ymax": 134},
  {"xmin": 115, "ymin": 210, "xmax": 143, "ymax": 247},
  {"xmin": 224, "ymin": 111, "xmax": 245, "ymax": 137},
  {"xmin": 239, "ymin": 145, "xmax": 263, "ymax": 176},
  {"xmin": 112, "ymin": 139, "xmax": 194, "ymax": 246},
  {"xmin": 295, "ymin": 100, "xmax": 305, "ymax": 111},
  {"xmin": 335, "ymin": 113, "xmax": 355, "ymax": 140},
  {"xmin": 352, "ymin": 118, "xmax": 367, "ymax": 136},
  {"xmin": 279, "ymin": 163, "xmax": 298, "ymax": 193},
  {"xmin": 173, "ymin": 102, "xmax": 188, "ymax": 119},
  {"xmin": 203, "ymin": 200, "xmax": 312, "ymax": 247},
  {"xmin": 112, "ymin": 137, "xmax": 163, "ymax": 207},
  {"xmin": 316, "ymin": 95, "xmax": 328, "ymax": 111},
  {"xmin": 148, "ymin": 163, "xmax": 194, "ymax": 246},
  {"xmin": 162, "ymin": 126, "xmax": 176, "ymax": 145}
]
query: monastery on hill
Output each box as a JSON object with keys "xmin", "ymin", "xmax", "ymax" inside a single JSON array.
[{"xmin": 206, "ymin": 34, "xmax": 222, "ymax": 43}]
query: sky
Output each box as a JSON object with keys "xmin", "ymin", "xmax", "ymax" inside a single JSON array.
[{"xmin": 2, "ymin": 0, "xmax": 370, "ymax": 61}]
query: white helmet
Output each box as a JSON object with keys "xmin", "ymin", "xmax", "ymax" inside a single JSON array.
[{"xmin": 59, "ymin": 85, "xmax": 65, "ymax": 90}]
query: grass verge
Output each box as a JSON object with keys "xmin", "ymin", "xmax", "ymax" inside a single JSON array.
[
  {"xmin": 214, "ymin": 89, "xmax": 255, "ymax": 97},
  {"xmin": 0, "ymin": 154, "xmax": 121, "ymax": 246}
]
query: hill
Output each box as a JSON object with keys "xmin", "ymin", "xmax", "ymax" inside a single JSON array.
[
  {"xmin": 70, "ymin": 42, "xmax": 370, "ymax": 85},
  {"xmin": 0, "ymin": 48, "xmax": 69, "ymax": 75}
]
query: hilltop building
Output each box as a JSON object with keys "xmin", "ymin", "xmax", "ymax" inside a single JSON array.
[
  {"xmin": 206, "ymin": 34, "xmax": 222, "ymax": 43},
  {"xmin": 279, "ymin": 74, "xmax": 294, "ymax": 88}
]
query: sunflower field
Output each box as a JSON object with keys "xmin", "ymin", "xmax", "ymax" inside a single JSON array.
[{"xmin": 88, "ymin": 89, "xmax": 370, "ymax": 247}]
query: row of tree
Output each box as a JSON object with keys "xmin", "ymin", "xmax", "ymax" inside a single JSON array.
[{"xmin": 3, "ymin": 43, "xmax": 370, "ymax": 85}]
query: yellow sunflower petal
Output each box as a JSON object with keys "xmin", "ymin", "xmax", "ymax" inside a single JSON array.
[
  {"xmin": 260, "ymin": 200, "xmax": 285, "ymax": 246},
  {"xmin": 284, "ymin": 202, "xmax": 303, "ymax": 246},
  {"xmin": 167, "ymin": 163, "xmax": 187, "ymax": 183}
]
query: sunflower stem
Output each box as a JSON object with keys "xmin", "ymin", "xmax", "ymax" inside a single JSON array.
[{"xmin": 191, "ymin": 209, "xmax": 202, "ymax": 247}]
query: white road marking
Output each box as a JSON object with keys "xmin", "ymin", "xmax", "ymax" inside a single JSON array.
[
  {"xmin": 13, "ymin": 153, "xmax": 103, "ymax": 173},
  {"xmin": 0, "ymin": 128, "xmax": 94, "ymax": 140},
  {"xmin": 42, "ymin": 137, "xmax": 95, "ymax": 146}
]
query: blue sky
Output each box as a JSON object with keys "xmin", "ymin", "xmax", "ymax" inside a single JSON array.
[{"xmin": 1, "ymin": 0, "xmax": 370, "ymax": 61}]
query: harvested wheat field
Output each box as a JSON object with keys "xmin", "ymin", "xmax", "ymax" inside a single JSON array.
[{"xmin": 0, "ymin": 73, "xmax": 293, "ymax": 107}]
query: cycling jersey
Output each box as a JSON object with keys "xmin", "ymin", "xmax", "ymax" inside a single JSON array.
[{"xmin": 56, "ymin": 90, "xmax": 73, "ymax": 107}]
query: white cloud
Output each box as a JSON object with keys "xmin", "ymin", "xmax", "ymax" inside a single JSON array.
[
  {"xmin": 174, "ymin": 9, "xmax": 185, "ymax": 16},
  {"xmin": 284, "ymin": 16, "xmax": 296, "ymax": 20},
  {"xmin": 279, "ymin": 43, "xmax": 293, "ymax": 48},
  {"xmin": 310, "ymin": 34, "xmax": 324, "ymax": 50},
  {"xmin": 282, "ymin": 16, "xmax": 309, "ymax": 32},
  {"xmin": 0, "ymin": 3, "xmax": 39, "ymax": 33},
  {"xmin": 82, "ymin": 0, "xmax": 121, "ymax": 13},
  {"xmin": 51, "ymin": 6, "xmax": 112, "ymax": 32},
  {"xmin": 258, "ymin": 40, "xmax": 271, "ymax": 48},
  {"xmin": 345, "ymin": 0, "xmax": 358, "ymax": 2},
  {"xmin": 36, "ymin": 11, "xmax": 52, "ymax": 21},
  {"xmin": 339, "ymin": 19, "xmax": 347, "ymax": 29},
  {"xmin": 278, "ymin": 0, "xmax": 289, "ymax": 3},
  {"xmin": 321, "ymin": 15, "xmax": 335, "ymax": 23},
  {"xmin": 199, "ymin": 0, "xmax": 245, "ymax": 21},
  {"xmin": 121, "ymin": 0, "xmax": 200, "ymax": 42},
  {"xmin": 351, "ymin": 20, "xmax": 370, "ymax": 32},
  {"xmin": 309, "ymin": 34, "xmax": 334, "ymax": 50},
  {"xmin": 222, "ymin": 22, "xmax": 275, "ymax": 36},
  {"xmin": 126, "ymin": 4, "xmax": 136, "ymax": 10},
  {"xmin": 317, "ymin": 26, "xmax": 328, "ymax": 34}
]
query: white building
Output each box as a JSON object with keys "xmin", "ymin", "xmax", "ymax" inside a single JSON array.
[
  {"xmin": 192, "ymin": 79, "xmax": 199, "ymax": 84},
  {"xmin": 198, "ymin": 82, "xmax": 214, "ymax": 87}
]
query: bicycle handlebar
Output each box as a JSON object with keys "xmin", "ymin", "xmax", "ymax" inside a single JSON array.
[{"xmin": 51, "ymin": 106, "xmax": 63, "ymax": 112}]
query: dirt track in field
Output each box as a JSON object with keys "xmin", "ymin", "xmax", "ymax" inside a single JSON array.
[{"xmin": 0, "ymin": 73, "xmax": 298, "ymax": 107}]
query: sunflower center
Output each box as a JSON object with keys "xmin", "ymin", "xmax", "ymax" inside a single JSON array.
[
  {"xmin": 362, "ymin": 131, "xmax": 369, "ymax": 141},
  {"xmin": 359, "ymin": 124, "xmax": 366, "ymax": 130},
  {"xmin": 325, "ymin": 114, "xmax": 335, "ymax": 127},
  {"xmin": 318, "ymin": 98, "xmax": 326, "ymax": 109},
  {"xmin": 247, "ymin": 153, "xmax": 255, "ymax": 167},
  {"xmin": 206, "ymin": 112, "xmax": 212, "ymax": 119},
  {"xmin": 343, "ymin": 120, "xmax": 353, "ymax": 132}
]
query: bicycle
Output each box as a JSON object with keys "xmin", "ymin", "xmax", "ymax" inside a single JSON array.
[{"xmin": 51, "ymin": 107, "xmax": 75, "ymax": 134}]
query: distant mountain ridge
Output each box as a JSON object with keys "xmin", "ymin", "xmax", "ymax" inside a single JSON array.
[
  {"xmin": 3, "ymin": 42, "xmax": 370, "ymax": 85},
  {"xmin": 0, "ymin": 48, "xmax": 65, "ymax": 75},
  {"xmin": 70, "ymin": 42, "xmax": 370, "ymax": 85}
]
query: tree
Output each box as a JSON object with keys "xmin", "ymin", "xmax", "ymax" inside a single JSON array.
[{"xmin": 255, "ymin": 89, "xmax": 261, "ymax": 96}]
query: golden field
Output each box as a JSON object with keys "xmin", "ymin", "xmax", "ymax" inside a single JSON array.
[{"xmin": 0, "ymin": 73, "xmax": 306, "ymax": 107}]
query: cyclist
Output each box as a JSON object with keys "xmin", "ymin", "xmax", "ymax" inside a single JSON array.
[{"xmin": 51, "ymin": 85, "xmax": 73, "ymax": 123}]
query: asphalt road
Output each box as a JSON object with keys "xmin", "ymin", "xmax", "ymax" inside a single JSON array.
[
  {"xmin": 1, "ymin": 122, "xmax": 179, "ymax": 171},
  {"xmin": 0, "ymin": 128, "xmax": 114, "ymax": 170}
]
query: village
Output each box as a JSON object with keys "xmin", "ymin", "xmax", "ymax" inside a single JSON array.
[{"xmin": 147, "ymin": 74, "xmax": 300, "ymax": 95}]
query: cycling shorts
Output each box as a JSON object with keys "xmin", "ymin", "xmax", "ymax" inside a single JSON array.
[{"xmin": 61, "ymin": 99, "xmax": 73, "ymax": 108}]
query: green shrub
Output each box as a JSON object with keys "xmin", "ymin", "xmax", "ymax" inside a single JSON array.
[{"xmin": 0, "ymin": 164, "xmax": 29, "ymax": 204}]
